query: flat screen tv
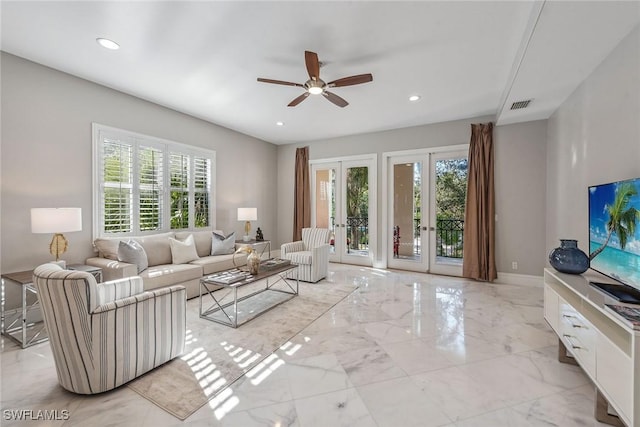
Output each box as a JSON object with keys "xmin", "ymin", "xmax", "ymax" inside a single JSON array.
[{"xmin": 588, "ymin": 177, "xmax": 640, "ymax": 301}]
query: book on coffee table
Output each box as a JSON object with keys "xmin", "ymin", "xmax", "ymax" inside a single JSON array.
[
  {"xmin": 261, "ymin": 258, "xmax": 291, "ymax": 270},
  {"xmin": 206, "ymin": 270, "xmax": 250, "ymax": 285}
]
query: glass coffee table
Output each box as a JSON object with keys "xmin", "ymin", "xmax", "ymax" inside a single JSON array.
[{"xmin": 199, "ymin": 262, "xmax": 298, "ymax": 328}]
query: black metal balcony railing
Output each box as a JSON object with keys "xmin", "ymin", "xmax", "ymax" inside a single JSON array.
[
  {"xmin": 329, "ymin": 216, "xmax": 463, "ymax": 259},
  {"xmin": 435, "ymin": 219, "xmax": 464, "ymax": 258},
  {"xmin": 346, "ymin": 216, "xmax": 369, "ymax": 251}
]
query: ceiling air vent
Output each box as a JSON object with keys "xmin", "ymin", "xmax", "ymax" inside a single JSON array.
[{"xmin": 510, "ymin": 99, "xmax": 532, "ymax": 110}]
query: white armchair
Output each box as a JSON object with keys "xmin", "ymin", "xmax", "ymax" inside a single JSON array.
[
  {"xmin": 281, "ymin": 228, "xmax": 331, "ymax": 282},
  {"xmin": 33, "ymin": 263, "xmax": 186, "ymax": 394}
]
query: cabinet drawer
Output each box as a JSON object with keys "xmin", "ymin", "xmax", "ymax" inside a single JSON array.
[{"xmin": 559, "ymin": 302, "xmax": 596, "ymax": 377}]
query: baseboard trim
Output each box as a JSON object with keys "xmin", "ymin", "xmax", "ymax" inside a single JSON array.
[{"xmin": 496, "ymin": 272, "xmax": 543, "ymax": 287}]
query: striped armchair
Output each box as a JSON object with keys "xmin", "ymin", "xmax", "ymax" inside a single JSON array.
[
  {"xmin": 33, "ymin": 263, "xmax": 186, "ymax": 394},
  {"xmin": 281, "ymin": 228, "xmax": 331, "ymax": 283}
]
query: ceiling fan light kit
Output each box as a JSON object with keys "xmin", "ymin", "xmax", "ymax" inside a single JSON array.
[{"xmin": 257, "ymin": 50, "xmax": 373, "ymax": 108}]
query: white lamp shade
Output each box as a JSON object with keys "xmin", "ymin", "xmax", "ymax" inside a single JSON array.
[
  {"xmin": 237, "ymin": 207, "xmax": 257, "ymax": 221},
  {"xmin": 31, "ymin": 208, "xmax": 82, "ymax": 233}
]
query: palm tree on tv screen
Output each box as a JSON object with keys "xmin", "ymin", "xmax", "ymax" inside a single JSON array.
[{"xmin": 590, "ymin": 182, "xmax": 640, "ymax": 260}]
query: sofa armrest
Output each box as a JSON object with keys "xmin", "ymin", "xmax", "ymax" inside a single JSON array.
[
  {"xmin": 281, "ymin": 241, "xmax": 304, "ymax": 257},
  {"xmin": 91, "ymin": 285, "xmax": 186, "ymax": 314},
  {"xmin": 95, "ymin": 276, "xmax": 144, "ymax": 308},
  {"xmin": 85, "ymin": 257, "xmax": 137, "ymax": 282},
  {"xmin": 311, "ymin": 243, "xmax": 331, "ymax": 258}
]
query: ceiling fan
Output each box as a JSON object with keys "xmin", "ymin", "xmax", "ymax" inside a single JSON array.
[{"xmin": 257, "ymin": 51, "xmax": 373, "ymax": 108}]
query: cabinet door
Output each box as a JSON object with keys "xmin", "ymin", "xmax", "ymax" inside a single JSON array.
[{"xmin": 596, "ymin": 332, "xmax": 632, "ymax": 423}]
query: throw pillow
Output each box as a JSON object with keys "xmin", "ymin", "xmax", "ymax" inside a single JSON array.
[
  {"xmin": 211, "ymin": 231, "xmax": 236, "ymax": 255},
  {"xmin": 169, "ymin": 234, "xmax": 200, "ymax": 264},
  {"xmin": 117, "ymin": 240, "xmax": 149, "ymax": 273}
]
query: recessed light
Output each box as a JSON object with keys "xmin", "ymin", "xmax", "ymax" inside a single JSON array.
[
  {"xmin": 409, "ymin": 95, "xmax": 421, "ymax": 102},
  {"xmin": 276, "ymin": 121, "xmax": 284, "ymax": 126},
  {"xmin": 96, "ymin": 38, "xmax": 120, "ymax": 50}
]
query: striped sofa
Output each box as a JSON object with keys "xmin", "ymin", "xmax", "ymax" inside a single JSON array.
[
  {"xmin": 33, "ymin": 263, "xmax": 186, "ymax": 394},
  {"xmin": 281, "ymin": 228, "xmax": 331, "ymax": 283}
]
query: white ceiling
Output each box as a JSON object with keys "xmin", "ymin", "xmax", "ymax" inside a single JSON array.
[{"xmin": 2, "ymin": 1, "xmax": 639, "ymax": 145}]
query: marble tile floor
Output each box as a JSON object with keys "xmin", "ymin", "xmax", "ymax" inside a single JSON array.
[{"xmin": 1, "ymin": 264, "xmax": 610, "ymax": 427}]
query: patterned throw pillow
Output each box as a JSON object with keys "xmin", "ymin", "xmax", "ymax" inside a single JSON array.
[
  {"xmin": 169, "ymin": 234, "xmax": 200, "ymax": 264},
  {"xmin": 117, "ymin": 240, "xmax": 149, "ymax": 273},
  {"xmin": 211, "ymin": 231, "xmax": 236, "ymax": 255}
]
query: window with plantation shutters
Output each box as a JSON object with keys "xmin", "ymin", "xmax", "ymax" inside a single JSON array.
[{"xmin": 93, "ymin": 124, "xmax": 215, "ymax": 238}]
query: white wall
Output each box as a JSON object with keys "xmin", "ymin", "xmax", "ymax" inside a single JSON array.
[
  {"xmin": 1, "ymin": 53, "xmax": 277, "ymax": 278},
  {"xmin": 276, "ymin": 116, "xmax": 548, "ymax": 276},
  {"xmin": 546, "ymin": 26, "xmax": 640, "ymax": 257}
]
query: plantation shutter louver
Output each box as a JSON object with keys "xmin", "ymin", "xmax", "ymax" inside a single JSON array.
[
  {"xmin": 194, "ymin": 156, "xmax": 211, "ymax": 228},
  {"xmin": 138, "ymin": 146, "xmax": 163, "ymax": 231},
  {"xmin": 102, "ymin": 139, "xmax": 133, "ymax": 234},
  {"xmin": 170, "ymin": 153, "xmax": 190, "ymax": 230}
]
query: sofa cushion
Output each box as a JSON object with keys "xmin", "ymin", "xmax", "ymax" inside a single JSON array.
[
  {"xmin": 176, "ymin": 230, "xmax": 216, "ymax": 258},
  {"xmin": 134, "ymin": 232, "xmax": 175, "ymax": 267},
  {"xmin": 211, "ymin": 231, "xmax": 236, "ymax": 255},
  {"xmin": 139, "ymin": 263, "xmax": 203, "ymax": 290},
  {"xmin": 117, "ymin": 240, "xmax": 149, "ymax": 273},
  {"xmin": 169, "ymin": 234, "xmax": 199, "ymax": 264},
  {"xmin": 94, "ymin": 237, "xmax": 121, "ymax": 260},
  {"xmin": 191, "ymin": 253, "xmax": 246, "ymax": 275}
]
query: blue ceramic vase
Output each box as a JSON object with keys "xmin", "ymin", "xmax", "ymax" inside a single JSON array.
[{"xmin": 549, "ymin": 239, "xmax": 589, "ymax": 274}]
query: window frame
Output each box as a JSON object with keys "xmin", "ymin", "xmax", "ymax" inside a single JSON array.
[{"xmin": 92, "ymin": 123, "xmax": 216, "ymax": 239}]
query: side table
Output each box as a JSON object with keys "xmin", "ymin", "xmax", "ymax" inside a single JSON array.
[
  {"xmin": 67, "ymin": 264, "xmax": 103, "ymax": 283},
  {"xmin": 1, "ymin": 270, "xmax": 48, "ymax": 348}
]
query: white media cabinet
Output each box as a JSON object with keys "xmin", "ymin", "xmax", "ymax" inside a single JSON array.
[{"xmin": 544, "ymin": 268, "xmax": 640, "ymax": 427}]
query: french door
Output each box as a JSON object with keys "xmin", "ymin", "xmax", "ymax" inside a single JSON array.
[
  {"xmin": 428, "ymin": 150, "xmax": 468, "ymax": 276},
  {"xmin": 311, "ymin": 156, "xmax": 376, "ymax": 266},
  {"xmin": 385, "ymin": 147, "xmax": 468, "ymax": 275},
  {"xmin": 386, "ymin": 155, "xmax": 429, "ymax": 271}
]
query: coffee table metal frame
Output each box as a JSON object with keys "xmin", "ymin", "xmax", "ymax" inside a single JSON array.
[{"xmin": 199, "ymin": 263, "xmax": 298, "ymax": 328}]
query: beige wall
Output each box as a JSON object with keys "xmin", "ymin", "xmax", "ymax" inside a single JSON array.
[
  {"xmin": 1, "ymin": 53, "xmax": 277, "ymax": 283},
  {"xmin": 277, "ymin": 116, "xmax": 548, "ymax": 276},
  {"xmin": 546, "ymin": 26, "xmax": 640, "ymax": 258},
  {"xmin": 495, "ymin": 120, "xmax": 548, "ymax": 274}
]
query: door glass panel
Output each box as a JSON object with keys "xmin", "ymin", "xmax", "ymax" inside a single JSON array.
[
  {"xmin": 393, "ymin": 162, "xmax": 421, "ymax": 261},
  {"xmin": 434, "ymin": 158, "xmax": 467, "ymax": 265},
  {"xmin": 315, "ymin": 168, "xmax": 337, "ymax": 255},
  {"xmin": 345, "ymin": 166, "xmax": 369, "ymax": 256}
]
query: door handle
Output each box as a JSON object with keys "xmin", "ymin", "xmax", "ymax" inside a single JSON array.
[
  {"xmin": 421, "ymin": 226, "xmax": 428, "ymax": 231},
  {"xmin": 429, "ymin": 227, "xmax": 435, "ymax": 231}
]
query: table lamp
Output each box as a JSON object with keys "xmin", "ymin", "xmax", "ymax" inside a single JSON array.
[
  {"xmin": 237, "ymin": 207, "xmax": 257, "ymax": 242},
  {"xmin": 31, "ymin": 207, "xmax": 82, "ymax": 262}
]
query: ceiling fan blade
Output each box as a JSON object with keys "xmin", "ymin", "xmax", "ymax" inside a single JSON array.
[
  {"xmin": 327, "ymin": 73, "xmax": 373, "ymax": 88},
  {"xmin": 305, "ymin": 51, "xmax": 320, "ymax": 80},
  {"xmin": 288, "ymin": 92, "xmax": 310, "ymax": 107},
  {"xmin": 257, "ymin": 78, "xmax": 303, "ymax": 87},
  {"xmin": 322, "ymin": 91, "xmax": 349, "ymax": 108}
]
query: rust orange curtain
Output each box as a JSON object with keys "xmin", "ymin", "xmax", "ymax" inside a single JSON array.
[
  {"xmin": 293, "ymin": 146, "xmax": 310, "ymax": 241},
  {"xmin": 462, "ymin": 122, "xmax": 497, "ymax": 281}
]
